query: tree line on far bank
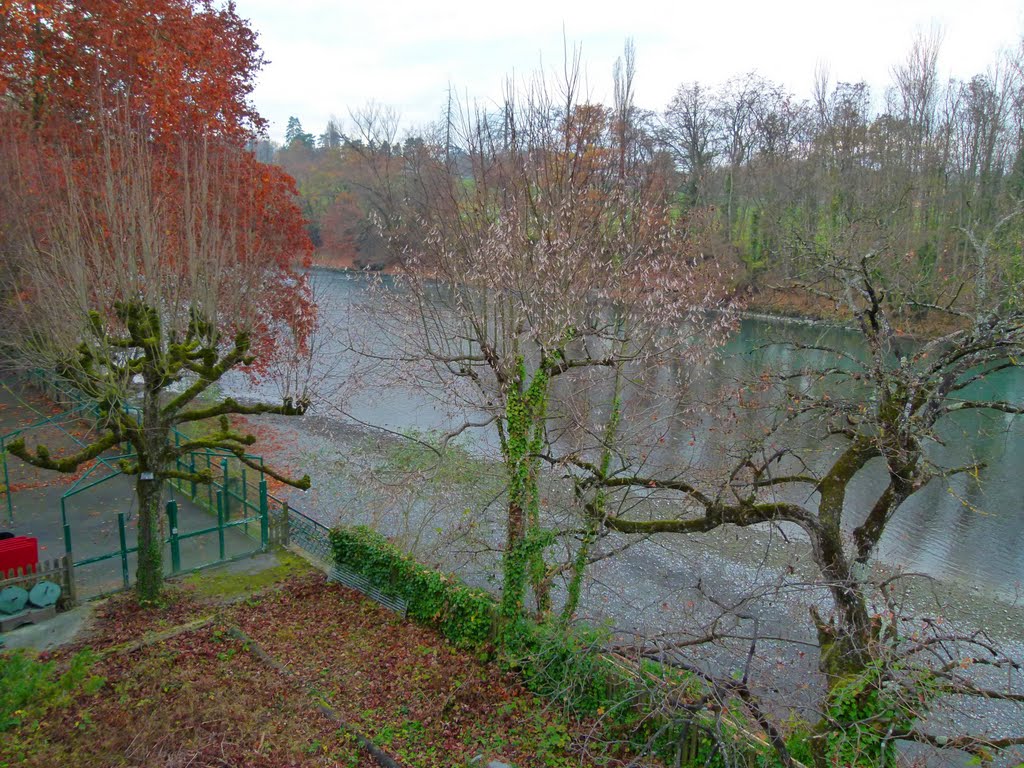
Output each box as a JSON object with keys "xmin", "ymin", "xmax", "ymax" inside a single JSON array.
[{"xmin": 274, "ymin": 30, "xmax": 1024, "ymax": 322}]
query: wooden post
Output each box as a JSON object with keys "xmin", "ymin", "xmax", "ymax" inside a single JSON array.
[{"xmin": 1, "ymin": 436, "xmax": 12, "ymax": 522}]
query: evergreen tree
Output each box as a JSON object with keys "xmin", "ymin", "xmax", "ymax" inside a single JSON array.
[{"xmin": 285, "ymin": 116, "xmax": 315, "ymax": 148}]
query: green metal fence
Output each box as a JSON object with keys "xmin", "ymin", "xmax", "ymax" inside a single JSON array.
[
  {"xmin": 2, "ymin": 367, "xmax": 337, "ymax": 600},
  {"xmin": 56, "ymin": 451, "xmax": 276, "ymax": 596},
  {"xmin": 60, "ymin": 496, "xmax": 271, "ymax": 596},
  {"xmin": 3, "ymin": 370, "xmax": 288, "ymax": 596}
]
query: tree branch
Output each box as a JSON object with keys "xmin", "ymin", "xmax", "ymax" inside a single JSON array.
[
  {"xmin": 7, "ymin": 430, "xmax": 121, "ymax": 473},
  {"xmin": 172, "ymin": 397, "xmax": 307, "ymax": 426}
]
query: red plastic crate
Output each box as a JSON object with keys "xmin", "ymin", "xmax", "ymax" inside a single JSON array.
[{"xmin": 0, "ymin": 536, "xmax": 39, "ymax": 577}]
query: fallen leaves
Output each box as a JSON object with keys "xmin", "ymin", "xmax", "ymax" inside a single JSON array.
[{"xmin": 3, "ymin": 572, "xmax": 649, "ymax": 768}]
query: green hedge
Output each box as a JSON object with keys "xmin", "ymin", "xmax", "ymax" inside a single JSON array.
[{"xmin": 329, "ymin": 525, "xmax": 497, "ymax": 647}]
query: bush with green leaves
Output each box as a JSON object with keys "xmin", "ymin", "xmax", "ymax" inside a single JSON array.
[{"xmin": 330, "ymin": 525, "xmax": 496, "ymax": 647}]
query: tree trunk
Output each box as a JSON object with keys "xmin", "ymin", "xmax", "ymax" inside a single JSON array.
[
  {"xmin": 499, "ymin": 497, "xmax": 527, "ymax": 621},
  {"xmin": 558, "ymin": 519, "xmax": 595, "ymax": 625},
  {"xmin": 499, "ymin": 363, "xmax": 550, "ymax": 623},
  {"xmin": 813, "ymin": 441, "xmax": 878, "ymax": 664},
  {"xmin": 135, "ymin": 475, "xmax": 164, "ymax": 604},
  {"xmin": 136, "ymin": 376, "xmax": 168, "ymax": 605},
  {"xmin": 809, "ymin": 442, "xmax": 884, "ymax": 766}
]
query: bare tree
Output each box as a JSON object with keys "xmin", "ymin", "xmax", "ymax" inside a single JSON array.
[
  {"xmin": 356, "ymin": 55, "xmax": 735, "ymax": 624},
  {"xmin": 567, "ymin": 244, "xmax": 1024, "ymax": 764},
  {"xmin": 662, "ymin": 81, "xmax": 721, "ymax": 207},
  {"xmin": 890, "ymin": 27, "xmax": 944, "ymax": 175}
]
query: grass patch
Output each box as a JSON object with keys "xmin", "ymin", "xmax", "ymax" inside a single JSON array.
[
  {"xmin": 0, "ymin": 649, "xmax": 103, "ymax": 733},
  {"xmin": 182, "ymin": 550, "xmax": 312, "ymax": 599}
]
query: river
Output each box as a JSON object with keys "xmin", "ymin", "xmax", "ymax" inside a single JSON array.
[{"xmin": 239, "ymin": 268, "xmax": 1024, "ymax": 603}]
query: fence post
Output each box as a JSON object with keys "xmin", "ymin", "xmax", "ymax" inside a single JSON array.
[
  {"xmin": 281, "ymin": 500, "xmax": 290, "ymax": 546},
  {"xmin": 259, "ymin": 479, "xmax": 269, "ymax": 551},
  {"xmin": 221, "ymin": 458, "xmax": 230, "ymax": 520},
  {"xmin": 241, "ymin": 466, "xmax": 249, "ymax": 535},
  {"xmin": 167, "ymin": 500, "xmax": 181, "ymax": 574},
  {"xmin": 216, "ymin": 490, "xmax": 225, "ymax": 561},
  {"xmin": 63, "ymin": 553, "xmax": 78, "ymax": 606},
  {"xmin": 62, "ymin": 522, "xmax": 73, "ymax": 560},
  {"xmin": 206, "ymin": 451, "xmax": 214, "ymax": 510},
  {"xmin": 189, "ymin": 453, "xmax": 197, "ymax": 499},
  {"xmin": 117, "ymin": 512, "xmax": 130, "ymax": 588},
  {"xmin": 173, "ymin": 432, "xmax": 180, "ymax": 488},
  {"xmin": 1, "ymin": 437, "xmax": 11, "ymax": 522}
]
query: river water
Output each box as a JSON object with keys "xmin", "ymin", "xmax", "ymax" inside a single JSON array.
[{"xmin": 251, "ymin": 268, "xmax": 1024, "ymax": 603}]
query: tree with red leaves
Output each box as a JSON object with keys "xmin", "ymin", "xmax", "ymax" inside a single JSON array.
[
  {"xmin": 1, "ymin": 0, "xmax": 265, "ymax": 140},
  {"xmin": 0, "ymin": 1, "xmax": 315, "ymax": 603}
]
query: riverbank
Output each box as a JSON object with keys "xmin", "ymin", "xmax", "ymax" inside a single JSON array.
[
  {"xmin": 740, "ymin": 285, "xmax": 967, "ymax": 339},
  {"xmin": 311, "ymin": 252, "xmax": 397, "ymax": 274},
  {"xmin": 306, "ymin": 259, "xmax": 971, "ymax": 340}
]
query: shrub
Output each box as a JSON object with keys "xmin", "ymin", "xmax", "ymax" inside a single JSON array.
[{"xmin": 329, "ymin": 526, "xmax": 496, "ymax": 647}]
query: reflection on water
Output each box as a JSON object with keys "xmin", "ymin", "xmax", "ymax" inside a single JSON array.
[{"xmin": 237, "ymin": 269, "xmax": 1024, "ymax": 601}]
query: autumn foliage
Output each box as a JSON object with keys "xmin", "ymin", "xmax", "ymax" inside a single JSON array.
[
  {"xmin": 0, "ymin": 0, "xmax": 265, "ymax": 141},
  {"xmin": 0, "ymin": 0, "xmax": 313, "ymax": 367}
]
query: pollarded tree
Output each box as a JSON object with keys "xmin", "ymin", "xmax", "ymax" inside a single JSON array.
[
  {"xmin": 7, "ymin": 305, "xmax": 311, "ymax": 602},
  {"xmin": 1, "ymin": 116, "xmax": 312, "ymax": 604},
  {"xmin": 0, "ymin": 0, "xmax": 314, "ymax": 604}
]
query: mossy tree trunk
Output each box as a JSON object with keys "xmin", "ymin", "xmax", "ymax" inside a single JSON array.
[
  {"xmin": 811, "ymin": 440, "xmax": 878, "ymax": 671},
  {"xmin": 134, "ymin": 473, "xmax": 165, "ymax": 604},
  {"xmin": 498, "ymin": 358, "xmax": 550, "ymax": 623},
  {"xmin": 134, "ymin": 375, "xmax": 169, "ymax": 605}
]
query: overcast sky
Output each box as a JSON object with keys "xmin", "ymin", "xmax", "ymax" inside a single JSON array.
[{"xmin": 234, "ymin": 0, "xmax": 1024, "ymax": 144}]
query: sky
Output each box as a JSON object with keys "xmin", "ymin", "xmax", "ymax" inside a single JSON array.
[{"xmin": 233, "ymin": 0, "xmax": 1024, "ymax": 145}]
